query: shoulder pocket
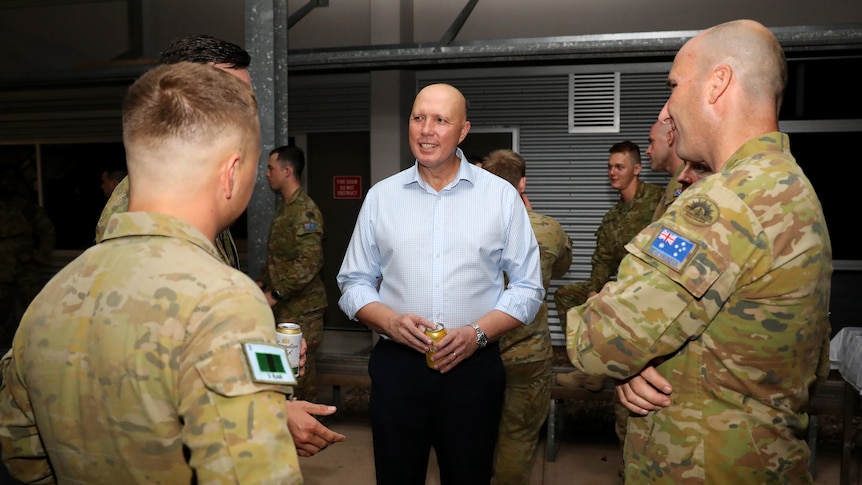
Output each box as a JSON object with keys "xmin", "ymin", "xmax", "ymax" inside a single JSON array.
[
  {"xmin": 626, "ymin": 224, "xmax": 727, "ymax": 300},
  {"xmin": 195, "ymin": 344, "xmax": 292, "ymax": 397}
]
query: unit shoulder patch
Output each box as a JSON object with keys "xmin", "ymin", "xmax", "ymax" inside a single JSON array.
[
  {"xmin": 242, "ymin": 342, "xmax": 297, "ymax": 385},
  {"xmin": 681, "ymin": 196, "xmax": 720, "ymax": 226}
]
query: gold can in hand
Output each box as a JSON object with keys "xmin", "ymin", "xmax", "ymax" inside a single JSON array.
[{"xmin": 425, "ymin": 322, "xmax": 447, "ymax": 369}]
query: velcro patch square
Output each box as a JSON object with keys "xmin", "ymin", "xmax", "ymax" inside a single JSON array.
[
  {"xmin": 647, "ymin": 227, "xmax": 696, "ymax": 272},
  {"xmin": 243, "ymin": 342, "xmax": 297, "ymax": 385}
]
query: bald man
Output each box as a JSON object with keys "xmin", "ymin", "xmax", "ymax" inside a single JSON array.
[
  {"xmin": 566, "ymin": 19, "xmax": 832, "ymax": 483},
  {"xmin": 646, "ymin": 120, "xmax": 687, "ymax": 221},
  {"xmin": 337, "ymin": 83, "xmax": 544, "ymax": 484}
]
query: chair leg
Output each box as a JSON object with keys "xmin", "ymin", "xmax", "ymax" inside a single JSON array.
[
  {"xmin": 807, "ymin": 414, "xmax": 818, "ymax": 478},
  {"xmin": 546, "ymin": 399, "xmax": 561, "ymax": 462}
]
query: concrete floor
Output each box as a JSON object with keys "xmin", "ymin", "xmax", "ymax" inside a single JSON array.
[{"xmin": 299, "ymin": 403, "xmax": 855, "ymax": 485}]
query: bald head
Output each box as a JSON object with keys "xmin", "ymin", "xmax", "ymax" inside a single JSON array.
[
  {"xmin": 658, "ymin": 19, "xmax": 787, "ymax": 171},
  {"xmin": 695, "ymin": 19, "xmax": 787, "ymax": 112},
  {"xmin": 409, "ymin": 83, "xmax": 471, "ymax": 174},
  {"xmin": 413, "ymin": 83, "xmax": 468, "ymax": 122},
  {"xmin": 646, "ymin": 120, "xmax": 683, "ymax": 176}
]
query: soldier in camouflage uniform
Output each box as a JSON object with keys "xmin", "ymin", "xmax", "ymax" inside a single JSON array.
[
  {"xmin": 0, "ymin": 167, "xmax": 55, "ymax": 352},
  {"xmin": 482, "ymin": 150, "xmax": 572, "ymax": 485},
  {"xmin": 568, "ymin": 20, "xmax": 832, "ymax": 484},
  {"xmin": 554, "ymin": 141, "xmax": 662, "ymax": 337},
  {"xmin": 91, "ymin": 35, "xmax": 345, "ymax": 459},
  {"xmin": 554, "ymin": 141, "xmax": 661, "ymax": 396},
  {"xmin": 0, "ymin": 63, "xmax": 304, "ymax": 483},
  {"xmin": 647, "ymin": 120, "xmax": 686, "ymax": 222},
  {"xmin": 258, "ymin": 145, "xmax": 327, "ymax": 402},
  {"xmin": 94, "ymin": 36, "xmax": 247, "ymax": 271}
]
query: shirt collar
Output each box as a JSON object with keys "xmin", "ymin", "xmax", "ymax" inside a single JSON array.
[
  {"xmin": 722, "ymin": 132, "xmax": 790, "ymax": 172},
  {"xmin": 406, "ymin": 147, "xmax": 475, "ymax": 192},
  {"xmin": 101, "ymin": 211, "xmax": 223, "ymax": 261}
]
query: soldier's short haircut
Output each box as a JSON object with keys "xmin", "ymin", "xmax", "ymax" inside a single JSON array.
[
  {"xmin": 270, "ymin": 145, "xmax": 306, "ymax": 179},
  {"xmin": 609, "ymin": 140, "xmax": 642, "ymax": 166},
  {"xmin": 160, "ymin": 34, "xmax": 251, "ymax": 70},
  {"xmin": 480, "ymin": 149, "xmax": 525, "ymax": 189},
  {"xmin": 122, "ymin": 62, "xmax": 259, "ymax": 156}
]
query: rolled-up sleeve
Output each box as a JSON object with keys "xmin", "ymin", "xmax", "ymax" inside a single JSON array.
[{"xmin": 337, "ymin": 190, "xmax": 383, "ymax": 320}]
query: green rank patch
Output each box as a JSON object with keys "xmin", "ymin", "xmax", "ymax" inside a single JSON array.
[{"xmin": 243, "ymin": 342, "xmax": 297, "ymax": 385}]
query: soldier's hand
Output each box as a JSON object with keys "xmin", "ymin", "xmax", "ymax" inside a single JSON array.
[
  {"xmin": 616, "ymin": 365, "xmax": 672, "ymax": 414},
  {"xmin": 296, "ymin": 338, "xmax": 308, "ymax": 377},
  {"xmin": 285, "ymin": 400, "xmax": 346, "ymax": 457}
]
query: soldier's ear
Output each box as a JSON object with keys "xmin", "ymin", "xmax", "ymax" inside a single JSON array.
[{"xmin": 222, "ymin": 154, "xmax": 241, "ymax": 200}]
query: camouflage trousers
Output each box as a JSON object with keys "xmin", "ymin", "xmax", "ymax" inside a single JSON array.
[
  {"xmin": 274, "ymin": 309, "xmax": 324, "ymax": 402},
  {"xmin": 491, "ymin": 360, "xmax": 552, "ymax": 485},
  {"xmin": 553, "ymin": 281, "xmax": 592, "ymax": 335}
]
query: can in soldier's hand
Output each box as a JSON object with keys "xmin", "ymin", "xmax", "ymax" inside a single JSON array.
[
  {"xmin": 425, "ymin": 322, "xmax": 447, "ymax": 369},
  {"xmin": 276, "ymin": 323, "xmax": 303, "ymax": 374}
]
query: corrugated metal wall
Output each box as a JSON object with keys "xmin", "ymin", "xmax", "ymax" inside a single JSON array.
[
  {"xmin": 288, "ymin": 64, "xmax": 675, "ymax": 344},
  {"xmin": 288, "ymin": 74, "xmax": 371, "ymax": 132},
  {"xmin": 0, "ymin": 85, "xmax": 126, "ymax": 144}
]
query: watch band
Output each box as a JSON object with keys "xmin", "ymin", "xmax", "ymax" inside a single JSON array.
[{"xmin": 469, "ymin": 322, "xmax": 488, "ymax": 349}]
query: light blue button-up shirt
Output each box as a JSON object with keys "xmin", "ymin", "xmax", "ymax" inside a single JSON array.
[{"xmin": 337, "ymin": 150, "xmax": 544, "ymax": 331}]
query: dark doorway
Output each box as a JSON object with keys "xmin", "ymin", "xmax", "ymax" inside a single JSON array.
[{"xmin": 307, "ymin": 132, "xmax": 371, "ymax": 331}]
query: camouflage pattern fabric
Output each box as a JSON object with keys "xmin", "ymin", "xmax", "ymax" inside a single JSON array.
[
  {"xmin": 652, "ymin": 164, "xmax": 686, "ymax": 222},
  {"xmin": 615, "ymin": 162, "xmax": 688, "ymax": 458},
  {"xmin": 0, "ymin": 199, "xmax": 33, "ymax": 285},
  {"xmin": 493, "ymin": 210, "xmax": 571, "ymax": 485},
  {"xmin": 0, "ymin": 195, "xmax": 51, "ymax": 351},
  {"xmin": 566, "ymin": 133, "xmax": 832, "ymax": 484},
  {"xmin": 95, "ymin": 175, "xmax": 241, "ymax": 270},
  {"xmin": 0, "ymin": 211, "xmax": 302, "ymax": 484},
  {"xmin": 554, "ymin": 179, "xmax": 662, "ymax": 333},
  {"xmin": 259, "ymin": 188, "xmax": 327, "ymax": 401}
]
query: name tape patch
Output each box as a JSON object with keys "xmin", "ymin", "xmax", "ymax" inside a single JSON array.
[
  {"xmin": 647, "ymin": 227, "xmax": 696, "ymax": 272},
  {"xmin": 243, "ymin": 342, "xmax": 297, "ymax": 385}
]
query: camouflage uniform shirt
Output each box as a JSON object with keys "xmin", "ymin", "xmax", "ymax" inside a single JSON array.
[
  {"xmin": 0, "ymin": 211, "xmax": 302, "ymax": 484},
  {"xmin": 566, "ymin": 133, "xmax": 832, "ymax": 483},
  {"xmin": 589, "ymin": 179, "xmax": 662, "ymax": 292},
  {"xmin": 259, "ymin": 188, "xmax": 327, "ymax": 320},
  {"xmin": 499, "ymin": 211, "xmax": 572, "ymax": 364},
  {"xmin": 95, "ymin": 175, "xmax": 240, "ymax": 269},
  {"xmin": 652, "ymin": 164, "xmax": 686, "ymax": 222}
]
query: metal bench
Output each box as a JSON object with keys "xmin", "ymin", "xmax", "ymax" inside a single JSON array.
[{"xmin": 316, "ymin": 352, "xmax": 371, "ymax": 408}]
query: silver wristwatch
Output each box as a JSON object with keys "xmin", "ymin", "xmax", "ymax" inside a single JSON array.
[{"xmin": 469, "ymin": 323, "xmax": 488, "ymax": 349}]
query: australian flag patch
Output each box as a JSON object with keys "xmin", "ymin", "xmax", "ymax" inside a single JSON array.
[{"xmin": 647, "ymin": 226, "xmax": 695, "ymax": 272}]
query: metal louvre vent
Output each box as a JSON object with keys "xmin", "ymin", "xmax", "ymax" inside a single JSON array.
[{"xmin": 568, "ymin": 72, "xmax": 620, "ymax": 133}]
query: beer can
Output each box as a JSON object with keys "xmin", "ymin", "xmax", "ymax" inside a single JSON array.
[
  {"xmin": 276, "ymin": 323, "xmax": 303, "ymax": 374},
  {"xmin": 424, "ymin": 322, "xmax": 447, "ymax": 369}
]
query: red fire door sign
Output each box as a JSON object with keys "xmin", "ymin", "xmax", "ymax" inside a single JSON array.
[{"xmin": 333, "ymin": 176, "xmax": 362, "ymax": 199}]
